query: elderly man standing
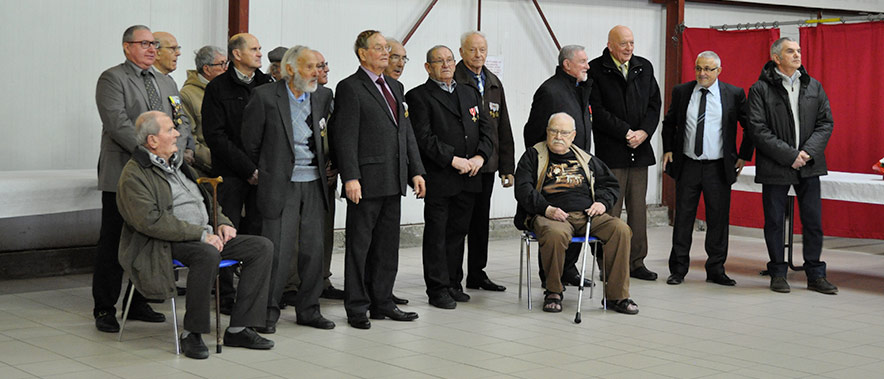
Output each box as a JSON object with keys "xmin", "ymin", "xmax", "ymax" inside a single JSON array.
[
  {"xmin": 267, "ymin": 46, "xmax": 287, "ymax": 82},
  {"xmin": 385, "ymin": 38, "xmax": 408, "ymax": 80},
  {"xmin": 93, "ymin": 25, "xmax": 193, "ymax": 333},
  {"xmin": 406, "ymin": 45, "xmax": 492, "ymax": 309},
  {"xmin": 118, "ymin": 111, "xmax": 274, "ymax": 359},
  {"xmin": 242, "ymin": 46, "xmax": 336, "ymax": 332},
  {"xmin": 454, "ymin": 31, "xmax": 514, "ymax": 292},
  {"xmin": 661, "ymin": 51, "xmax": 754, "ymax": 286},
  {"xmin": 180, "ymin": 45, "xmax": 227, "ymax": 177},
  {"xmin": 589, "ymin": 25, "xmax": 662, "ymax": 281},
  {"xmin": 330, "ymin": 30, "xmax": 425, "ymax": 329},
  {"xmin": 153, "ymin": 32, "xmax": 181, "ymax": 76},
  {"xmin": 515, "ymin": 113, "xmax": 637, "ymax": 315},
  {"xmin": 748, "ymin": 37, "xmax": 837, "ymax": 294}
]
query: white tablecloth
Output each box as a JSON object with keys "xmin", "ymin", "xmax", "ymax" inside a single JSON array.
[
  {"xmin": 732, "ymin": 166, "xmax": 884, "ymax": 205},
  {"xmin": 0, "ymin": 169, "xmax": 100, "ymax": 218}
]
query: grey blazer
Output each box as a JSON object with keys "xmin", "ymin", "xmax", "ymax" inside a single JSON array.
[
  {"xmin": 95, "ymin": 61, "xmax": 193, "ymax": 192},
  {"xmin": 241, "ymin": 80, "xmax": 334, "ymax": 219}
]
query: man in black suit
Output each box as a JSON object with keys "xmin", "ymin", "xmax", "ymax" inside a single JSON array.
[
  {"xmin": 406, "ymin": 45, "xmax": 493, "ymax": 310},
  {"xmin": 329, "ymin": 30, "xmax": 426, "ymax": 329},
  {"xmin": 241, "ymin": 46, "xmax": 335, "ymax": 332},
  {"xmin": 661, "ymin": 51, "xmax": 754, "ymax": 286}
]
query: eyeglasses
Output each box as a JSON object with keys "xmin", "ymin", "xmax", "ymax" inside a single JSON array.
[
  {"xmin": 126, "ymin": 40, "xmax": 160, "ymax": 49},
  {"xmin": 465, "ymin": 47, "xmax": 487, "ymax": 55},
  {"xmin": 368, "ymin": 44, "xmax": 392, "ymax": 53},
  {"xmin": 547, "ymin": 129, "xmax": 575, "ymax": 136},
  {"xmin": 318, "ymin": 62, "xmax": 329, "ymax": 70},
  {"xmin": 160, "ymin": 45, "xmax": 182, "ymax": 53},
  {"xmin": 695, "ymin": 66, "xmax": 719, "ymax": 73},
  {"xmin": 207, "ymin": 60, "xmax": 229, "ymax": 68},
  {"xmin": 429, "ymin": 58, "xmax": 455, "ymax": 66},
  {"xmin": 390, "ymin": 54, "xmax": 409, "ymax": 64}
]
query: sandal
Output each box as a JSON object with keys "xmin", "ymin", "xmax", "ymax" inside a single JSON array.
[
  {"xmin": 543, "ymin": 291, "xmax": 563, "ymax": 313},
  {"xmin": 609, "ymin": 298, "xmax": 639, "ymax": 315}
]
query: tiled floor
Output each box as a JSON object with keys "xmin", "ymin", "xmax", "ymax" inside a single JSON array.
[{"xmin": 1, "ymin": 225, "xmax": 883, "ymax": 378}]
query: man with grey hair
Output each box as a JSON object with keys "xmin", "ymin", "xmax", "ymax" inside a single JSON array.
[
  {"xmin": 242, "ymin": 45, "xmax": 336, "ymax": 332},
  {"xmin": 118, "ymin": 110, "xmax": 274, "ymax": 359},
  {"xmin": 748, "ymin": 37, "xmax": 837, "ymax": 294},
  {"xmin": 384, "ymin": 38, "xmax": 408, "ymax": 80},
  {"xmin": 92, "ymin": 24, "xmax": 194, "ymax": 333},
  {"xmin": 180, "ymin": 45, "xmax": 227, "ymax": 177},
  {"xmin": 661, "ymin": 51, "xmax": 754, "ymax": 286}
]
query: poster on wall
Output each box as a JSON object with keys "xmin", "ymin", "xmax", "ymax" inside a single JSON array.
[{"xmin": 485, "ymin": 56, "xmax": 503, "ymax": 79}]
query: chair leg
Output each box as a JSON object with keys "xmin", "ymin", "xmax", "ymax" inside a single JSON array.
[
  {"xmin": 118, "ymin": 282, "xmax": 136, "ymax": 342},
  {"xmin": 526, "ymin": 239, "xmax": 532, "ymax": 310},
  {"xmin": 589, "ymin": 242, "xmax": 597, "ymax": 301},
  {"xmin": 519, "ymin": 234, "xmax": 525, "ymax": 300},
  {"xmin": 171, "ymin": 296, "xmax": 180, "ymax": 355},
  {"xmin": 600, "ymin": 243, "xmax": 607, "ymax": 311},
  {"xmin": 215, "ymin": 275, "xmax": 222, "ymax": 354}
]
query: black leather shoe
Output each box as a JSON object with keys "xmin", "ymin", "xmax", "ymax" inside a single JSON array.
[
  {"xmin": 429, "ymin": 292, "xmax": 457, "ymax": 309},
  {"xmin": 392, "ymin": 294, "xmax": 409, "ymax": 305},
  {"xmin": 180, "ymin": 333, "xmax": 209, "ymax": 359},
  {"xmin": 666, "ymin": 274, "xmax": 684, "ymax": 285},
  {"xmin": 296, "ymin": 315, "xmax": 336, "ymax": 329},
  {"xmin": 369, "ymin": 307, "xmax": 419, "ymax": 321},
  {"xmin": 630, "ymin": 267, "xmax": 658, "ymax": 281},
  {"xmin": 320, "ymin": 285, "xmax": 345, "ymax": 300},
  {"xmin": 561, "ymin": 273, "xmax": 594, "ymax": 287},
  {"xmin": 254, "ymin": 321, "xmax": 276, "ymax": 334},
  {"xmin": 348, "ymin": 315, "xmax": 371, "ymax": 329},
  {"xmin": 770, "ymin": 276, "xmax": 791, "ymax": 293},
  {"xmin": 95, "ymin": 312, "xmax": 120, "ymax": 333},
  {"xmin": 448, "ymin": 288, "xmax": 470, "ymax": 302},
  {"xmin": 125, "ymin": 302, "xmax": 166, "ymax": 322},
  {"xmin": 224, "ymin": 327, "xmax": 275, "ymax": 350},
  {"xmin": 706, "ymin": 274, "xmax": 736, "ymax": 286},
  {"xmin": 279, "ymin": 290, "xmax": 298, "ymax": 309},
  {"xmin": 466, "ymin": 278, "xmax": 506, "ymax": 291},
  {"xmin": 808, "ymin": 277, "xmax": 838, "ymax": 294}
]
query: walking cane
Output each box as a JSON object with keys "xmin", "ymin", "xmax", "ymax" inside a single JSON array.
[
  {"xmin": 196, "ymin": 176, "xmax": 224, "ymax": 353},
  {"xmin": 574, "ymin": 216, "xmax": 592, "ymax": 324}
]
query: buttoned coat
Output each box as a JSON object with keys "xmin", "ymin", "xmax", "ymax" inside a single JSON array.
[{"xmin": 454, "ymin": 61, "xmax": 516, "ymax": 176}]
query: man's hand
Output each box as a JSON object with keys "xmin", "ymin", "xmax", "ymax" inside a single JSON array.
[
  {"xmin": 500, "ymin": 174, "xmax": 515, "ymax": 188},
  {"xmin": 544, "ymin": 206, "xmax": 568, "ymax": 222},
  {"xmin": 345, "ymin": 179, "xmax": 362, "ymax": 204},
  {"xmin": 326, "ymin": 161, "xmax": 339, "ymax": 188},
  {"xmin": 247, "ymin": 169, "xmax": 259, "ymax": 185},
  {"xmin": 204, "ymin": 233, "xmax": 224, "ymax": 252},
  {"xmin": 452, "ymin": 157, "xmax": 472, "ymax": 175},
  {"xmin": 218, "ymin": 224, "xmax": 237, "ymax": 243},
  {"xmin": 467, "ymin": 155, "xmax": 485, "ymax": 176},
  {"xmin": 661, "ymin": 152, "xmax": 673, "ymax": 172},
  {"xmin": 627, "ymin": 130, "xmax": 648, "ymax": 149},
  {"xmin": 183, "ymin": 149, "xmax": 195, "ymax": 165},
  {"xmin": 585, "ymin": 202, "xmax": 607, "ymax": 217},
  {"xmin": 791, "ymin": 152, "xmax": 809, "ymax": 169},
  {"xmin": 735, "ymin": 158, "xmax": 746, "ymax": 176},
  {"xmin": 412, "ymin": 175, "xmax": 426, "ymax": 198}
]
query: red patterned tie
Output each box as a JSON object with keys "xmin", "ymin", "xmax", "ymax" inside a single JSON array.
[{"xmin": 376, "ymin": 77, "xmax": 399, "ymax": 123}]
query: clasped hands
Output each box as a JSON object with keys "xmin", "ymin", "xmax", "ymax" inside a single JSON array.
[
  {"xmin": 791, "ymin": 150, "xmax": 812, "ymax": 170},
  {"xmin": 544, "ymin": 202, "xmax": 607, "ymax": 222},
  {"xmin": 203, "ymin": 224, "xmax": 237, "ymax": 252},
  {"xmin": 625, "ymin": 129, "xmax": 648, "ymax": 149},
  {"xmin": 452, "ymin": 155, "xmax": 484, "ymax": 176}
]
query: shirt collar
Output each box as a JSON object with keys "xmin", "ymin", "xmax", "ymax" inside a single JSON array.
[
  {"xmin": 233, "ymin": 66, "xmax": 254, "ymax": 83},
  {"xmin": 430, "ymin": 78, "xmax": 457, "ymax": 93},
  {"xmin": 140, "ymin": 145, "xmax": 181, "ymax": 173},
  {"xmin": 286, "ymin": 84, "xmax": 310, "ymax": 103},
  {"xmin": 360, "ymin": 65, "xmax": 383, "ymax": 83},
  {"xmin": 128, "ymin": 60, "xmax": 154, "ymax": 75},
  {"xmin": 610, "ymin": 54, "xmax": 628, "ymax": 70},
  {"xmin": 694, "ymin": 80, "xmax": 720, "ymax": 96},
  {"xmin": 197, "ymin": 73, "xmax": 209, "ymax": 84},
  {"xmin": 774, "ymin": 67, "xmax": 801, "ymax": 85}
]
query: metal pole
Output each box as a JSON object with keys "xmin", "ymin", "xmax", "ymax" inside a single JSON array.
[
  {"xmin": 532, "ymin": 0, "xmax": 561, "ymax": 50},
  {"xmin": 403, "ymin": 0, "xmax": 439, "ymax": 45},
  {"xmin": 708, "ymin": 13, "xmax": 884, "ymax": 30}
]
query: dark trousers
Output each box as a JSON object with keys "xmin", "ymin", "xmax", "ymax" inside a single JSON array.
[
  {"xmin": 217, "ymin": 176, "xmax": 261, "ymax": 303},
  {"xmin": 423, "ymin": 191, "xmax": 476, "ymax": 296},
  {"xmin": 172, "ymin": 235, "xmax": 272, "ymax": 334},
  {"xmin": 668, "ymin": 158, "xmax": 731, "ymax": 277},
  {"xmin": 609, "ymin": 167, "xmax": 649, "ymax": 270},
  {"xmin": 263, "ymin": 180, "xmax": 325, "ymax": 324},
  {"xmin": 344, "ymin": 195, "xmax": 401, "ymax": 317},
  {"xmin": 93, "ymin": 191, "xmax": 148, "ymax": 318},
  {"xmin": 284, "ymin": 176, "xmax": 337, "ymax": 292},
  {"xmin": 464, "ymin": 173, "xmax": 494, "ymax": 283},
  {"xmin": 762, "ymin": 176, "xmax": 826, "ymax": 279}
]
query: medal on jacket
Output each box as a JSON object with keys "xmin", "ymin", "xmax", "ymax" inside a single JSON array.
[
  {"xmin": 489, "ymin": 102, "xmax": 500, "ymax": 119},
  {"xmin": 469, "ymin": 106, "xmax": 478, "ymax": 122},
  {"xmin": 403, "ymin": 102, "xmax": 409, "ymax": 118},
  {"xmin": 319, "ymin": 117, "xmax": 327, "ymax": 138},
  {"xmin": 168, "ymin": 96, "xmax": 184, "ymax": 126},
  {"xmin": 588, "ymin": 104, "xmax": 593, "ymax": 122}
]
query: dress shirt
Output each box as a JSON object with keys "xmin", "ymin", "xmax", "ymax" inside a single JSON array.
[
  {"xmin": 684, "ymin": 80, "xmax": 723, "ymax": 160},
  {"xmin": 430, "ymin": 78, "xmax": 457, "ymax": 93},
  {"xmin": 775, "ymin": 67, "xmax": 802, "ymax": 149},
  {"xmin": 359, "ymin": 65, "xmax": 397, "ymax": 121}
]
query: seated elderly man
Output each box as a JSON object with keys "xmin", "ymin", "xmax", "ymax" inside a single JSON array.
[
  {"xmin": 117, "ymin": 111, "xmax": 275, "ymax": 359},
  {"xmin": 514, "ymin": 112, "xmax": 639, "ymax": 314}
]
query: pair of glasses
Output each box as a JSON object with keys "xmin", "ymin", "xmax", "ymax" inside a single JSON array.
[
  {"xmin": 390, "ymin": 54, "xmax": 409, "ymax": 64},
  {"xmin": 127, "ymin": 40, "xmax": 160, "ymax": 49},
  {"xmin": 370, "ymin": 44, "xmax": 392, "ymax": 53},
  {"xmin": 207, "ymin": 61, "xmax": 229, "ymax": 68},
  {"xmin": 160, "ymin": 45, "xmax": 182, "ymax": 53},
  {"xmin": 318, "ymin": 62, "xmax": 329, "ymax": 70},
  {"xmin": 695, "ymin": 66, "xmax": 719, "ymax": 73},
  {"xmin": 429, "ymin": 58, "xmax": 455, "ymax": 65},
  {"xmin": 547, "ymin": 129, "xmax": 575, "ymax": 136}
]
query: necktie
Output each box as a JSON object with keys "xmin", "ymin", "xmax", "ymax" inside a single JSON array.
[
  {"xmin": 620, "ymin": 63, "xmax": 628, "ymax": 79},
  {"xmin": 475, "ymin": 73, "xmax": 484, "ymax": 96},
  {"xmin": 695, "ymin": 88, "xmax": 709, "ymax": 157},
  {"xmin": 375, "ymin": 77, "xmax": 398, "ymax": 123},
  {"xmin": 142, "ymin": 70, "xmax": 162, "ymax": 111}
]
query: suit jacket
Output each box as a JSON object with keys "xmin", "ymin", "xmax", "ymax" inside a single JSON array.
[
  {"xmin": 523, "ymin": 66, "xmax": 593, "ymax": 151},
  {"xmin": 95, "ymin": 61, "xmax": 193, "ymax": 192},
  {"xmin": 329, "ymin": 67, "xmax": 425, "ymax": 199},
  {"xmin": 662, "ymin": 80, "xmax": 754, "ymax": 185},
  {"xmin": 241, "ymin": 81, "xmax": 333, "ymax": 219},
  {"xmin": 406, "ymin": 79, "xmax": 493, "ymax": 198},
  {"xmin": 454, "ymin": 61, "xmax": 516, "ymax": 175}
]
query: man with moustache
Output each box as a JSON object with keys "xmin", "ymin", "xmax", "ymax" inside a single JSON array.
[
  {"xmin": 589, "ymin": 25, "xmax": 662, "ymax": 281},
  {"xmin": 331, "ymin": 30, "xmax": 425, "ymax": 329},
  {"xmin": 242, "ymin": 46, "xmax": 336, "ymax": 332},
  {"xmin": 454, "ymin": 31, "xmax": 514, "ymax": 292},
  {"xmin": 268, "ymin": 46, "xmax": 287, "ymax": 82},
  {"xmin": 385, "ymin": 38, "xmax": 408, "ymax": 80},
  {"xmin": 406, "ymin": 45, "xmax": 492, "ymax": 309},
  {"xmin": 180, "ymin": 45, "xmax": 227, "ymax": 177}
]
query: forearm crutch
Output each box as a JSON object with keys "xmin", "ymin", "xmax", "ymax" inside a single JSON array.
[
  {"xmin": 197, "ymin": 176, "xmax": 224, "ymax": 353},
  {"xmin": 575, "ymin": 216, "xmax": 592, "ymax": 324}
]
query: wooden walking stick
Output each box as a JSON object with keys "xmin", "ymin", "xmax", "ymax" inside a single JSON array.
[{"xmin": 196, "ymin": 176, "xmax": 224, "ymax": 353}]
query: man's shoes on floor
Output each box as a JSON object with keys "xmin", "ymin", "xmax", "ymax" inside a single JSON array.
[
  {"xmin": 466, "ymin": 277, "xmax": 506, "ymax": 291},
  {"xmin": 296, "ymin": 315, "xmax": 336, "ymax": 329},
  {"xmin": 279, "ymin": 290, "xmax": 298, "ymax": 309},
  {"xmin": 125, "ymin": 302, "xmax": 166, "ymax": 322},
  {"xmin": 223, "ymin": 327, "xmax": 274, "ymax": 350},
  {"xmin": 770, "ymin": 276, "xmax": 791, "ymax": 293},
  {"xmin": 180, "ymin": 332, "xmax": 209, "ymax": 359},
  {"xmin": 706, "ymin": 274, "xmax": 736, "ymax": 286},
  {"xmin": 369, "ymin": 307, "xmax": 419, "ymax": 321},
  {"xmin": 429, "ymin": 292, "xmax": 457, "ymax": 309},
  {"xmin": 448, "ymin": 288, "xmax": 470, "ymax": 302},
  {"xmin": 562, "ymin": 274, "xmax": 593, "ymax": 287},
  {"xmin": 320, "ymin": 285, "xmax": 345, "ymax": 300},
  {"xmin": 253, "ymin": 321, "xmax": 276, "ymax": 334},
  {"xmin": 219, "ymin": 298, "xmax": 234, "ymax": 316},
  {"xmin": 95, "ymin": 312, "xmax": 120, "ymax": 333},
  {"xmin": 348, "ymin": 315, "xmax": 371, "ymax": 329},
  {"xmin": 808, "ymin": 277, "xmax": 838, "ymax": 295},
  {"xmin": 392, "ymin": 294, "xmax": 409, "ymax": 305},
  {"xmin": 630, "ymin": 267, "xmax": 658, "ymax": 281},
  {"xmin": 609, "ymin": 298, "xmax": 639, "ymax": 315},
  {"xmin": 666, "ymin": 274, "xmax": 684, "ymax": 285}
]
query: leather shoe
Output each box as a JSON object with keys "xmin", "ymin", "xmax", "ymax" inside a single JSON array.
[
  {"xmin": 95, "ymin": 312, "xmax": 120, "ymax": 333},
  {"xmin": 630, "ymin": 267, "xmax": 658, "ymax": 281},
  {"xmin": 254, "ymin": 321, "xmax": 276, "ymax": 334},
  {"xmin": 348, "ymin": 315, "xmax": 371, "ymax": 329},
  {"xmin": 296, "ymin": 316, "xmax": 336, "ymax": 329},
  {"xmin": 562, "ymin": 274, "xmax": 594, "ymax": 287},
  {"xmin": 224, "ymin": 327, "xmax": 274, "ymax": 350},
  {"xmin": 466, "ymin": 277, "xmax": 506, "ymax": 291},
  {"xmin": 807, "ymin": 277, "xmax": 838, "ymax": 294},
  {"xmin": 180, "ymin": 332, "xmax": 209, "ymax": 359},
  {"xmin": 370, "ymin": 307, "xmax": 418, "ymax": 321},
  {"xmin": 125, "ymin": 302, "xmax": 166, "ymax": 322},
  {"xmin": 392, "ymin": 294, "xmax": 409, "ymax": 305},
  {"xmin": 770, "ymin": 276, "xmax": 791, "ymax": 293},
  {"xmin": 448, "ymin": 288, "xmax": 470, "ymax": 302},
  {"xmin": 666, "ymin": 274, "xmax": 684, "ymax": 285},
  {"xmin": 320, "ymin": 285, "xmax": 345, "ymax": 300},
  {"xmin": 429, "ymin": 292, "xmax": 457, "ymax": 309},
  {"xmin": 706, "ymin": 274, "xmax": 736, "ymax": 286}
]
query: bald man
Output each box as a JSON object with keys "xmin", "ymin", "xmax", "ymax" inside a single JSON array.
[
  {"xmin": 385, "ymin": 38, "xmax": 408, "ymax": 80},
  {"xmin": 153, "ymin": 31, "xmax": 181, "ymax": 76}
]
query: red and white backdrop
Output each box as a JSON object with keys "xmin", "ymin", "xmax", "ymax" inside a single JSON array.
[{"xmin": 680, "ymin": 25, "xmax": 884, "ymax": 240}]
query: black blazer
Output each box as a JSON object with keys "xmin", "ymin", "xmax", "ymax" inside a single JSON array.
[
  {"xmin": 241, "ymin": 80, "xmax": 334, "ymax": 219},
  {"xmin": 406, "ymin": 79, "xmax": 493, "ymax": 198},
  {"xmin": 328, "ymin": 68, "xmax": 425, "ymax": 199},
  {"xmin": 661, "ymin": 80, "xmax": 754, "ymax": 185},
  {"xmin": 523, "ymin": 66, "xmax": 592, "ymax": 150}
]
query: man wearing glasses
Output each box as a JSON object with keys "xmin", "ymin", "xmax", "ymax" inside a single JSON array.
[
  {"xmin": 385, "ymin": 39, "xmax": 408, "ymax": 80},
  {"xmin": 93, "ymin": 24, "xmax": 194, "ymax": 332},
  {"xmin": 406, "ymin": 45, "xmax": 492, "ymax": 310},
  {"xmin": 153, "ymin": 32, "xmax": 181, "ymax": 76},
  {"xmin": 180, "ymin": 45, "xmax": 225, "ymax": 178},
  {"xmin": 661, "ymin": 51, "xmax": 754, "ymax": 286}
]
